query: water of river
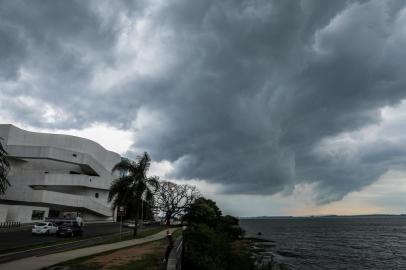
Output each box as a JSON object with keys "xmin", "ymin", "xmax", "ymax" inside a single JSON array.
[{"xmin": 240, "ymin": 216, "xmax": 406, "ymax": 269}]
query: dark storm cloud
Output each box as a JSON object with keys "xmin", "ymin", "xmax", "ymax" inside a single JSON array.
[
  {"xmin": 0, "ymin": 0, "xmax": 145, "ymax": 128},
  {"xmin": 1, "ymin": 0, "xmax": 406, "ymax": 203}
]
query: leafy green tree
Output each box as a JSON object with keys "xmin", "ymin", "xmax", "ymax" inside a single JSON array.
[
  {"xmin": 124, "ymin": 198, "xmax": 155, "ymax": 221},
  {"xmin": 183, "ymin": 197, "xmax": 222, "ymax": 227},
  {"xmin": 183, "ymin": 198, "xmax": 254, "ymax": 270},
  {"xmin": 0, "ymin": 137, "xmax": 10, "ymax": 195},
  {"xmin": 108, "ymin": 152, "xmax": 159, "ymax": 237},
  {"xmin": 218, "ymin": 215, "xmax": 246, "ymax": 239}
]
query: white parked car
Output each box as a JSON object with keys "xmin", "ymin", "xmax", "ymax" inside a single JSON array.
[
  {"xmin": 123, "ymin": 221, "xmax": 136, "ymax": 228},
  {"xmin": 32, "ymin": 222, "xmax": 59, "ymax": 235}
]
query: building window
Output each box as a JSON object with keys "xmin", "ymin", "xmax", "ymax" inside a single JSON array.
[
  {"xmin": 31, "ymin": 210, "xmax": 45, "ymax": 220},
  {"xmin": 95, "ymin": 193, "xmax": 99, "ymax": 198},
  {"xmin": 72, "ymin": 154, "xmax": 77, "ymax": 157},
  {"xmin": 48, "ymin": 210, "xmax": 60, "ymax": 218}
]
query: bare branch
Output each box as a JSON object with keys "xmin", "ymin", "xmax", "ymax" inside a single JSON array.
[{"xmin": 155, "ymin": 180, "xmax": 201, "ymax": 225}]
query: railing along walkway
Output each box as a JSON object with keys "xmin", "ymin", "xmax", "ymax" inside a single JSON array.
[{"xmin": 166, "ymin": 235, "xmax": 183, "ymax": 270}]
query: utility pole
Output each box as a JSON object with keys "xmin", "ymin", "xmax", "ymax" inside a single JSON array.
[
  {"xmin": 141, "ymin": 199, "xmax": 143, "ymax": 229},
  {"xmin": 118, "ymin": 206, "xmax": 125, "ymax": 239}
]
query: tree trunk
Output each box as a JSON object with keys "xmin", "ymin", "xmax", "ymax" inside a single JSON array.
[
  {"xmin": 133, "ymin": 201, "xmax": 139, "ymax": 237},
  {"xmin": 166, "ymin": 212, "xmax": 171, "ymax": 226}
]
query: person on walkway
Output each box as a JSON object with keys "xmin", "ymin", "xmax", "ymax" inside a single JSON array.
[
  {"xmin": 76, "ymin": 213, "xmax": 84, "ymax": 228},
  {"xmin": 164, "ymin": 229, "xmax": 174, "ymax": 265}
]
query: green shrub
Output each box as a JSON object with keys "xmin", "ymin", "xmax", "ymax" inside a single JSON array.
[{"xmin": 182, "ymin": 198, "xmax": 255, "ymax": 270}]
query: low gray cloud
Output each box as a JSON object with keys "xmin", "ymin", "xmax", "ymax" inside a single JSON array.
[{"xmin": 1, "ymin": 0, "xmax": 406, "ymax": 204}]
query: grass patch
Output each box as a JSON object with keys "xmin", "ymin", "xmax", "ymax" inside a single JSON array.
[
  {"xmin": 104, "ymin": 252, "xmax": 163, "ymax": 270},
  {"xmin": 48, "ymin": 239, "xmax": 167, "ymax": 270},
  {"xmin": 46, "ymin": 228, "xmax": 182, "ymax": 270},
  {"xmin": 100, "ymin": 226, "xmax": 165, "ymax": 245},
  {"xmin": 44, "ymin": 226, "xmax": 166, "ymax": 259},
  {"xmin": 171, "ymin": 228, "xmax": 182, "ymax": 239},
  {"xmin": 0, "ymin": 237, "xmax": 90, "ymax": 255}
]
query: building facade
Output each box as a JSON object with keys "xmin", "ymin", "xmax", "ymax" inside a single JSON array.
[{"xmin": 0, "ymin": 124, "xmax": 121, "ymax": 223}]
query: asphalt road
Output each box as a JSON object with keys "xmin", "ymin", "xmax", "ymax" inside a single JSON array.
[
  {"xmin": 0, "ymin": 222, "xmax": 156, "ymax": 264},
  {"xmin": 0, "ymin": 222, "xmax": 131, "ymax": 251}
]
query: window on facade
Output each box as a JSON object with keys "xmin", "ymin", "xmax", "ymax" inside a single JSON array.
[
  {"xmin": 31, "ymin": 210, "xmax": 45, "ymax": 220},
  {"xmin": 48, "ymin": 209, "xmax": 60, "ymax": 218},
  {"xmin": 95, "ymin": 193, "xmax": 99, "ymax": 198}
]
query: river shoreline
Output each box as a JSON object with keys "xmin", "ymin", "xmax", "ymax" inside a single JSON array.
[
  {"xmin": 243, "ymin": 237, "xmax": 290, "ymax": 270},
  {"xmin": 240, "ymin": 216, "xmax": 406, "ymax": 269}
]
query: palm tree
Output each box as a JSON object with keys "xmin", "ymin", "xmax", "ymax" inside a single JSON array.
[
  {"xmin": 108, "ymin": 152, "xmax": 159, "ymax": 237},
  {"xmin": 0, "ymin": 137, "xmax": 10, "ymax": 195}
]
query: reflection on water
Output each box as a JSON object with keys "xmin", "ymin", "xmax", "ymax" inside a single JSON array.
[{"xmin": 240, "ymin": 216, "xmax": 406, "ymax": 269}]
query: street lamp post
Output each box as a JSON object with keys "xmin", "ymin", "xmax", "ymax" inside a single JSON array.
[
  {"xmin": 118, "ymin": 206, "xmax": 125, "ymax": 239},
  {"xmin": 140, "ymin": 198, "xmax": 143, "ymax": 229}
]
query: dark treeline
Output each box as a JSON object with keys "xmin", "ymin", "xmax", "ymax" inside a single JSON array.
[{"xmin": 182, "ymin": 197, "xmax": 256, "ymax": 270}]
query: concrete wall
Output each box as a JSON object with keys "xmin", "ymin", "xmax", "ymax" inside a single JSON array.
[
  {"xmin": 0, "ymin": 124, "xmax": 122, "ymax": 223},
  {"xmin": 0, "ymin": 124, "xmax": 120, "ymax": 170},
  {"xmin": 6, "ymin": 205, "xmax": 49, "ymax": 223},
  {"xmin": 0, "ymin": 206, "xmax": 7, "ymax": 223}
]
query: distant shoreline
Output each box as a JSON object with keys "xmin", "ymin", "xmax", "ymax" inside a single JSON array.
[{"xmin": 239, "ymin": 214, "xmax": 406, "ymax": 219}]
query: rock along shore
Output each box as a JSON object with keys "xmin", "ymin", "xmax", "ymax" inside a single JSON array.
[{"xmin": 243, "ymin": 237, "xmax": 291, "ymax": 270}]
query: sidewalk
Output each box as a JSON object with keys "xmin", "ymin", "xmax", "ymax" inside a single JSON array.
[{"xmin": 0, "ymin": 228, "xmax": 175, "ymax": 270}]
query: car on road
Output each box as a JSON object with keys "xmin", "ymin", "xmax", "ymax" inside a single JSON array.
[
  {"xmin": 56, "ymin": 221, "xmax": 83, "ymax": 237},
  {"xmin": 123, "ymin": 221, "xmax": 137, "ymax": 228},
  {"xmin": 32, "ymin": 222, "xmax": 59, "ymax": 235},
  {"xmin": 122, "ymin": 220, "xmax": 159, "ymax": 228}
]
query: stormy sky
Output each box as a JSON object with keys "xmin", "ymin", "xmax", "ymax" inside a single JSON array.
[{"xmin": 2, "ymin": 0, "xmax": 406, "ymax": 216}]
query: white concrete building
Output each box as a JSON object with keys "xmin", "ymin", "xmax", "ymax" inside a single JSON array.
[{"xmin": 0, "ymin": 124, "xmax": 121, "ymax": 223}]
